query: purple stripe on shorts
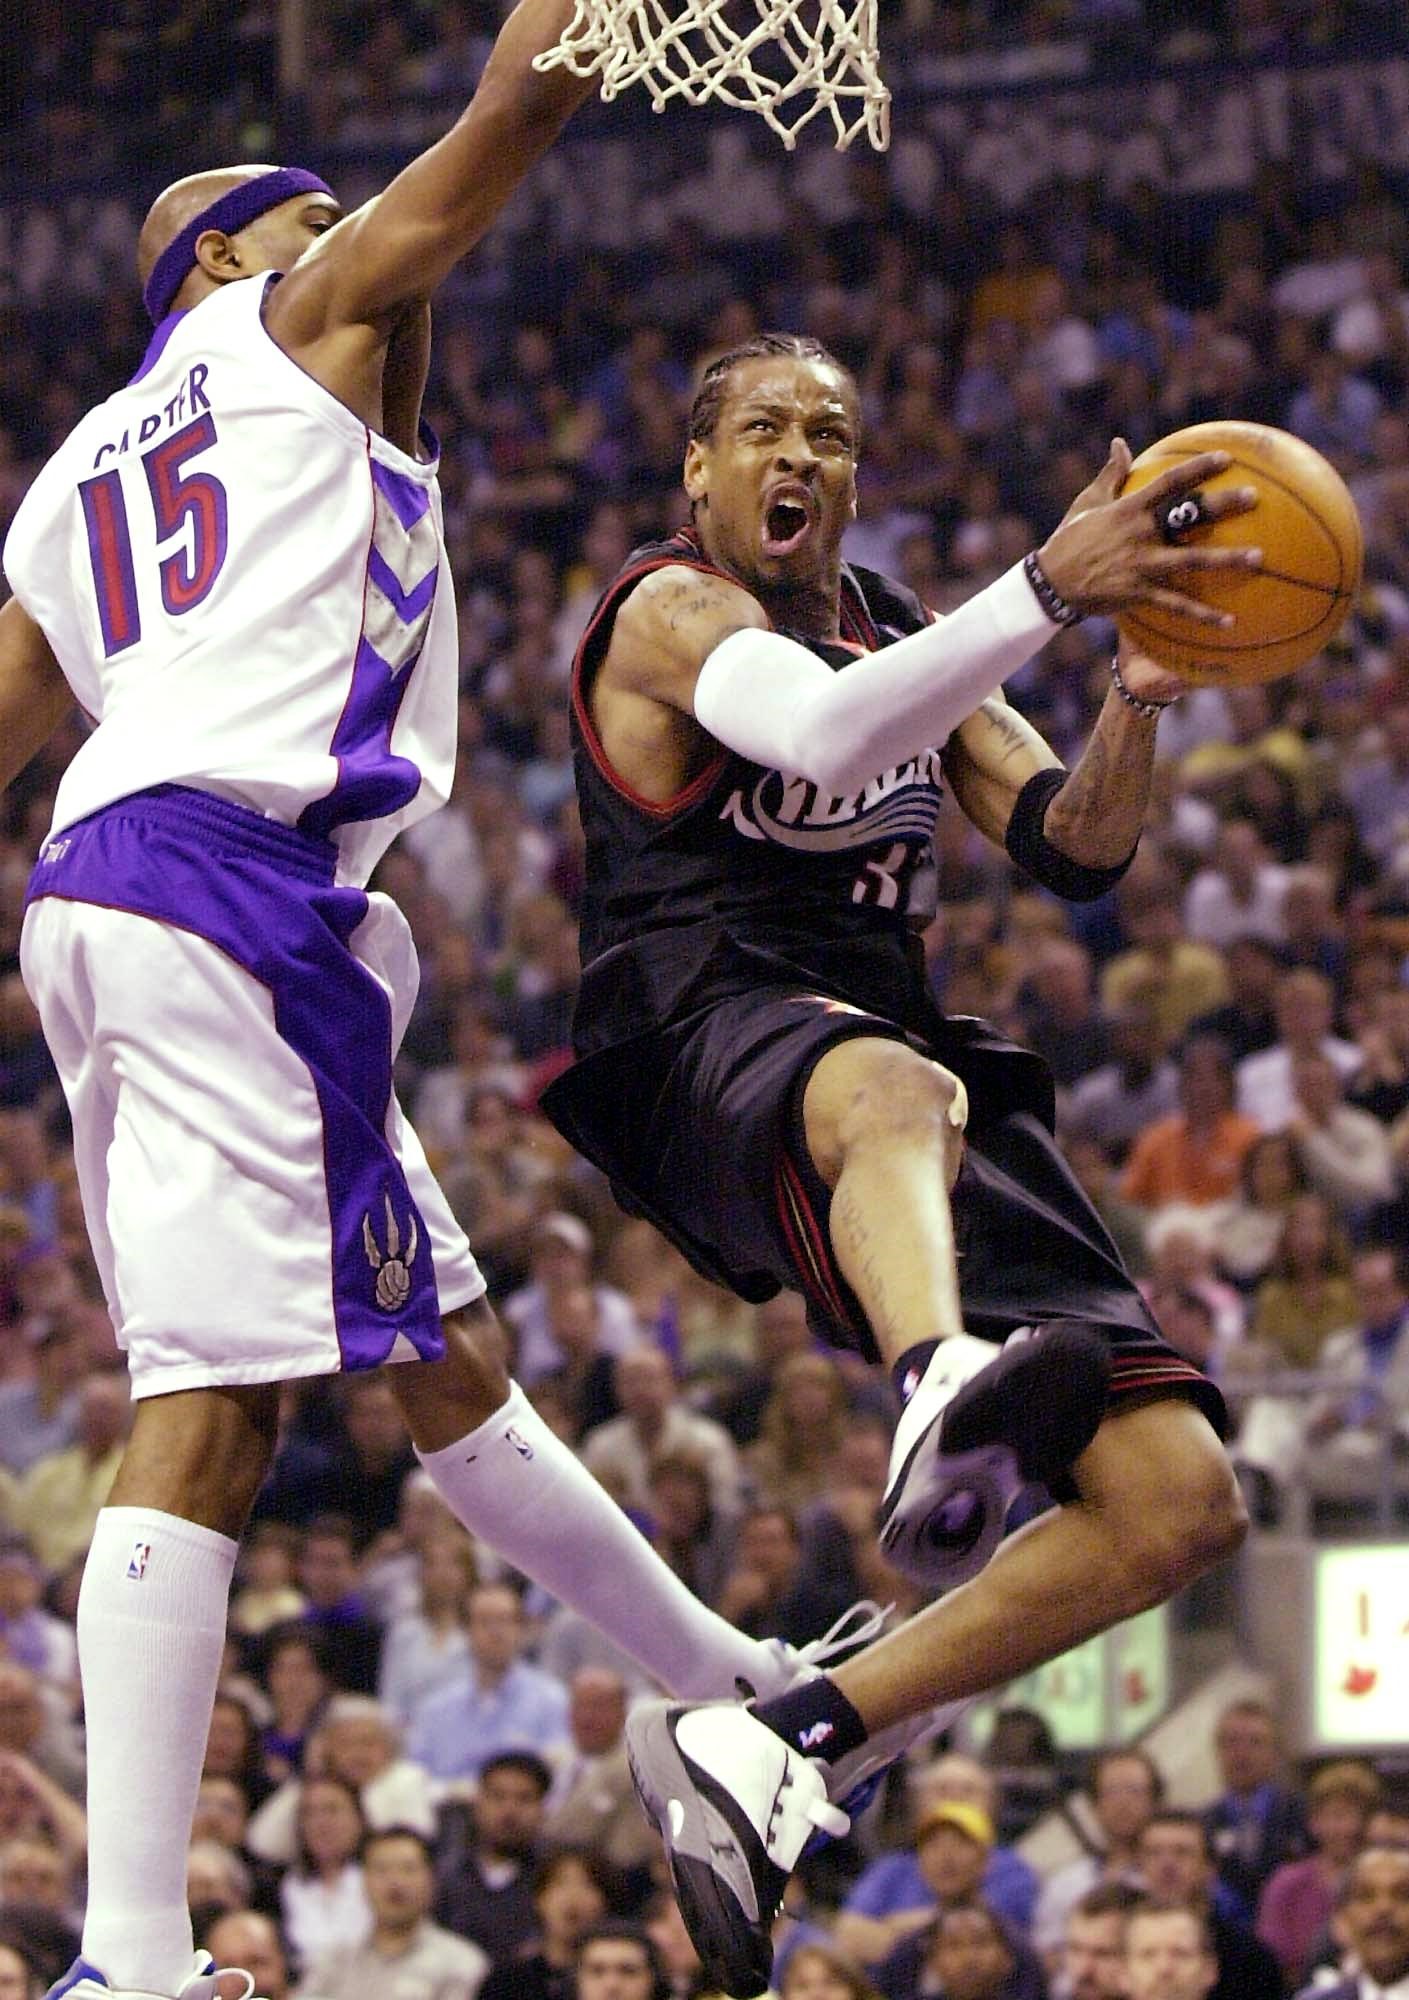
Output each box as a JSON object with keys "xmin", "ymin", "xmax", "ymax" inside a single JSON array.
[
  {"xmin": 371, "ymin": 457, "xmax": 432, "ymax": 531},
  {"xmin": 28, "ymin": 786, "xmax": 446, "ymax": 1372},
  {"xmin": 367, "ymin": 545, "xmax": 438, "ymax": 624},
  {"xmin": 299, "ymin": 635, "xmax": 425, "ymax": 840}
]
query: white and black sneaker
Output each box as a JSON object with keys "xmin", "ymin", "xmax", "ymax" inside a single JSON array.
[
  {"xmin": 878, "ymin": 1322, "xmax": 1111, "ymax": 1591},
  {"xmin": 625, "ymin": 1701, "xmax": 849, "ymax": 1998}
]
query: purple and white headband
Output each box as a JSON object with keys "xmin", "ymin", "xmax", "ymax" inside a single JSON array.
[{"xmin": 142, "ymin": 165, "xmax": 335, "ymax": 325}]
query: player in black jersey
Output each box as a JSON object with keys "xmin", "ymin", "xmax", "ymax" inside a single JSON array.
[{"xmin": 541, "ymin": 332, "xmax": 1261, "ymax": 1995}]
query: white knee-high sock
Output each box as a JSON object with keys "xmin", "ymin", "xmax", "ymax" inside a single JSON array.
[
  {"xmin": 417, "ymin": 1382, "xmax": 781, "ymax": 1700},
  {"xmin": 77, "ymin": 1506, "xmax": 238, "ymax": 1993}
]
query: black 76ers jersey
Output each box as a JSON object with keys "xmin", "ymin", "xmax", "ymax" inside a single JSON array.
[{"xmin": 570, "ymin": 529, "xmax": 945, "ymax": 1044}]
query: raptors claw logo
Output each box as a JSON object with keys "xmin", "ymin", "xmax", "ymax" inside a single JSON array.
[{"xmin": 363, "ymin": 1192, "xmax": 419, "ymax": 1310}]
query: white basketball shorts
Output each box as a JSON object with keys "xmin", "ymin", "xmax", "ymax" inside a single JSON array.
[{"xmin": 20, "ymin": 785, "xmax": 485, "ymax": 1398}]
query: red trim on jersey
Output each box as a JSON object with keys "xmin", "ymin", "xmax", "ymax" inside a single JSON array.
[
  {"xmin": 777, "ymin": 1151, "xmax": 853, "ymax": 1329},
  {"xmin": 570, "ymin": 541, "xmax": 742, "ymax": 821}
]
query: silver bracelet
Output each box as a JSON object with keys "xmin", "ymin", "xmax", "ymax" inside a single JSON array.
[
  {"xmin": 1023, "ymin": 549, "xmax": 1082, "ymax": 627},
  {"xmin": 1109, "ymin": 652, "xmax": 1179, "ymax": 720}
]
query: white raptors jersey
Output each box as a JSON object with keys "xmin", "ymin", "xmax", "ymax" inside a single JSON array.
[{"xmin": 4, "ymin": 277, "xmax": 457, "ymax": 887}]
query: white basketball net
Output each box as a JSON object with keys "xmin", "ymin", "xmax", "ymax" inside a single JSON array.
[{"xmin": 533, "ymin": 0, "xmax": 891, "ymax": 151}]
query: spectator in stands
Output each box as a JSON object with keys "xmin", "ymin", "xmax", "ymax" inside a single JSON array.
[
  {"xmin": 531, "ymin": 1285, "xmax": 627, "ymax": 1442},
  {"xmin": 1303, "ymin": 1244, "xmax": 1409, "ymax": 1463},
  {"xmin": 1255, "ymin": 1760, "xmax": 1380, "ymax": 1992},
  {"xmin": 1188, "ymin": 936, "xmax": 1284, "ymax": 1067},
  {"xmin": 707, "ymin": 1290, "xmax": 815, "ymax": 1448},
  {"xmin": 713, "ymin": 1504, "xmax": 853, "ymax": 1649},
  {"xmin": 317, "ymin": 1376, "xmax": 421, "ymax": 1542},
  {"xmin": 644, "ymin": 1450, "xmax": 738, "ymax": 1607},
  {"xmin": 434, "ymin": 1750, "xmax": 552, "ymax": 1965},
  {"xmin": 1058, "ymin": 1881, "xmax": 1143, "ymax": 2000},
  {"xmin": 0, "ymin": 1944, "xmax": 40, "ymax": 2000},
  {"xmin": 743, "ymin": 1353, "xmax": 852, "ymax": 1513},
  {"xmin": 295, "ymin": 1516, "xmax": 384, "ymax": 1696},
  {"xmin": 1202, "ymin": 1702, "xmax": 1311, "ymax": 1925},
  {"xmin": 1342, "ymin": 700, "xmax": 1409, "ymax": 867},
  {"xmin": 1183, "ymin": 819, "xmax": 1289, "ymax": 949},
  {"xmin": 1214, "ymin": 1130, "xmax": 1309, "ymax": 1292},
  {"xmin": 571, "ymin": 1923, "xmax": 665, "ymax": 2000},
  {"xmin": 581, "ymin": 1348, "xmax": 741, "ymax": 1518},
  {"xmin": 1122, "ymin": 1901, "xmax": 1217, "ymax": 2000},
  {"xmin": 406, "ymin": 1580, "xmax": 569, "ymax": 1783},
  {"xmin": 1014, "ymin": 938, "xmax": 1110, "ymax": 1087},
  {"xmin": 777, "ymin": 1942, "xmax": 882, "ymax": 2000},
  {"xmin": 837, "ymin": 1759, "xmax": 1037, "ymax": 1966},
  {"xmin": 0, "ymin": 1546, "xmax": 73, "ymax": 1696},
  {"xmin": 1063, "ymin": 1002, "xmax": 1180, "ymax": 1158},
  {"xmin": 505, "ymin": 1212, "xmax": 641, "ymax": 1389},
  {"xmin": 201, "ymin": 1912, "xmax": 290, "ymax": 2000},
  {"xmin": 185, "ymin": 1839, "xmax": 251, "ymax": 1917},
  {"xmin": 1305, "ymin": 1842, "xmax": 1409, "ymax": 2000},
  {"xmin": 1285, "ymin": 1051, "xmax": 1396, "ymax": 1222},
  {"xmin": 544, "ymin": 1669, "xmax": 655, "ymax": 1880},
  {"xmin": 1121, "ymin": 1036, "xmax": 1260, "ymax": 1213},
  {"xmin": 1100, "ymin": 851, "xmax": 1229, "ymax": 1043},
  {"xmin": 1237, "ymin": 969, "xmax": 1362, "ymax": 1133},
  {"xmin": 0, "ymin": 1316, "xmax": 84, "ymax": 1478},
  {"xmin": 228, "ymin": 1525, "xmax": 306, "ymax": 1643},
  {"xmin": 8, "ymin": 1371, "xmax": 128, "ymax": 1574},
  {"xmin": 295, "ymin": 1825, "xmax": 489, "ymax": 2000},
  {"xmin": 259, "ymin": 1627, "xmax": 332, "ymax": 1787},
  {"xmin": 1246, "ymin": 1192, "xmax": 1358, "ymax": 1369},
  {"xmin": 1136, "ymin": 1811, "xmax": 1283, "ymax": 2000},
  {"xmin": 247, "ymin": 1695, "xmax": 437, "ymax": 1864},
  {"xmin": 279, "ymin": 1776, "xmax": 372, "ymax": 1977},
  {"xmin": 0, "ymin": 1665, "xmax": 80, "ymax": 1804},
  {"xmin": 479, "ymin": 1848, "xmax": 616, "ymax": 2000},
  {"xmin": 876, "ymin": 1884, "xmax": 1042, "ymax": 2000},
  {"xmin": 377, "ymin": 1531, "xmax": 477, "ymax": 1731},
  {"xmin": 1034, "ymin": 1749, "xmax": 1163, "ymax": 1962}
]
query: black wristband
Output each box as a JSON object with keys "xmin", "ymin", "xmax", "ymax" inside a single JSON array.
[
  {"xmin": 1023, "ymin": 549, "xmax": 1082, "ymax": 627},
  {"xmin": 1004, "ymin": 765, "xmax": 1136, "ymax": 903}
]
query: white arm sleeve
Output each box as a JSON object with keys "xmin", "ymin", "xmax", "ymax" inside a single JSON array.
[{"xmin": 692, "ymin": 559, "xmax": 1055, "ymax": 796}]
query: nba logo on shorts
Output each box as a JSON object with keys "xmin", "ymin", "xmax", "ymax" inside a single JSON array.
[{"xmin": 126, "ymin": 1540, "xmax": 152, "ymax": 1581}]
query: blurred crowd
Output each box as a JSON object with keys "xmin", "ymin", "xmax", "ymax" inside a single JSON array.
[
  {"xmin": 3, "ymin": 4, "xmax": 1409, "ymax": 1997},
  {"xmin": 7, "ymin": 0, "xmax": 1404, "ymax": 185}
]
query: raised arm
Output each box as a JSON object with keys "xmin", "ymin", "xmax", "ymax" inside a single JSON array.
[
  {"xmin": 0, "ymin": 597, "xmax": 74, "ymax": 793},
  {"xmin": 945, "ymin": 640, "xmax": 1187, "ymax": 899},
  {"xmin": 270, "ymin": 0, "xmax": 599, "ymax": 342},
  {"xmin": 599, "ymin": 446, "xmax": 1259, "ymax": 804}
]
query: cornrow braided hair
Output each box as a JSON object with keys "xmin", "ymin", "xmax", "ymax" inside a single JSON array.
[{"xmin": 687, "ymin": 331, "xmax": 858, "ymax": 445}]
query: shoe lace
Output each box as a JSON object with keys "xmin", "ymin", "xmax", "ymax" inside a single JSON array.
[
  {"xmin": 212, "ymin": 1973, "xmax": 255, "ymax": 2000},
  {"xmin": 794, "ymin": 1597, "xmax": 894, "ymax": 1667}
]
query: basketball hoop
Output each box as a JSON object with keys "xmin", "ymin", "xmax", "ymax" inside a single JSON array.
[{"xmin": 533, "ymin": 0, "xmax": 891, "ymax": 151}]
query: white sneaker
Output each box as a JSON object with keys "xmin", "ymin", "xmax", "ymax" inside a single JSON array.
[
  {"xmin": 878, "ymin": 1322, "xmax": 1111, "ymax": 1590},
  {"xmin": 625, "ymin": 1700, "xmax": 848, "ymax": 1997},
  {"xmin": 44, "ymin": 1955, "xmax": 255, "ymax": 2000}
]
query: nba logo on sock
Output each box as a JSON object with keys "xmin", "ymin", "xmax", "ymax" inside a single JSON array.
[
  {"xmin": 126, "ymin": 1540, "xmax": 151, "ymax": 1581},
  {"xmin": 504, "ymin": 1425, "xmax": 534, "ymax": 1461}
]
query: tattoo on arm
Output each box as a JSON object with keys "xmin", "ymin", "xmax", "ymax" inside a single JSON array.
[{"xmin": 1042, "ymin": 690, "xmax": 1157, "ymax": 867}]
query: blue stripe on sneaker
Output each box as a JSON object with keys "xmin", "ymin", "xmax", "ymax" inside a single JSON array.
[{"xmin": 44, "ymin": 1962, "xmax": 111, "ymax": 1998}]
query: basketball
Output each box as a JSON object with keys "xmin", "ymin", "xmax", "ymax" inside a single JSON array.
[{"xmin": 1116, "ymin": 420, "xmax": 1364, "ymax": 686}]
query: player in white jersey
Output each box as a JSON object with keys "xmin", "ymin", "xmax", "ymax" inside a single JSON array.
[{"xmin": 0, "ymin": 13, "xmax": 855, "ymax": 1999}]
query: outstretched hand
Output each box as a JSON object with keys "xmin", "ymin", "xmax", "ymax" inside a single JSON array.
[{"xmin": 1039, "ymin": 436, "xmax": 1262, "ymax": 626}]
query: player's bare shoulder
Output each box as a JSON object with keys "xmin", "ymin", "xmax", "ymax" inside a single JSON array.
[{"xmin": 606, "ymin": 561, "xmax": 767, "ymax": 715}]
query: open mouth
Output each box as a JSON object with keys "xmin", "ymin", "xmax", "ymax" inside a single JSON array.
[{"xmin": 762, "ymin": 488, "xmax": 814, "ymax": 557}]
